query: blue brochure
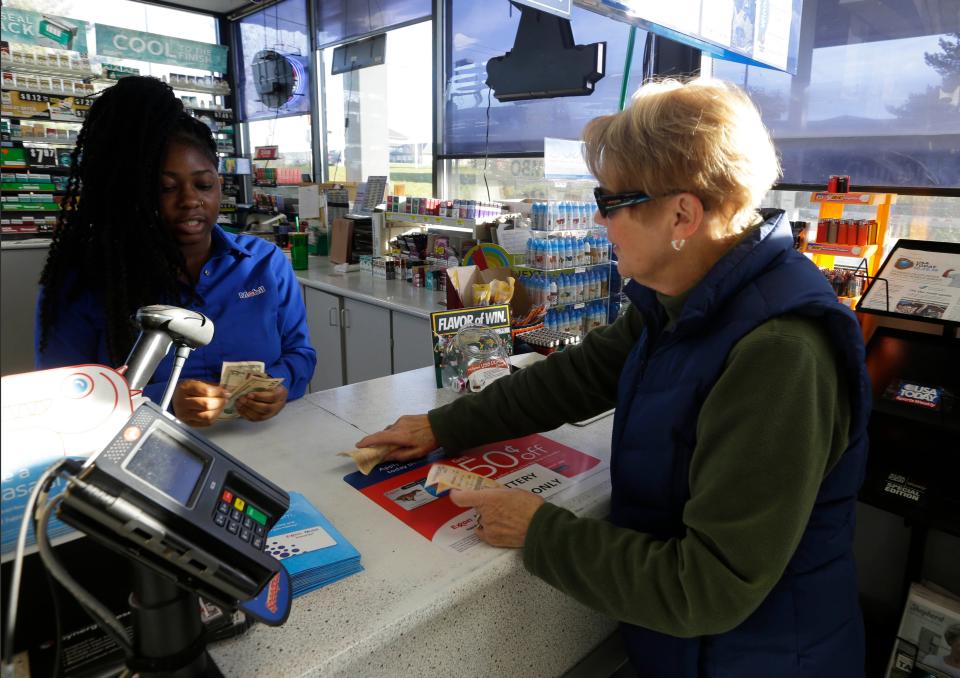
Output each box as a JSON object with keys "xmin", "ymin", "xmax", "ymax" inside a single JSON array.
[{"xmin": 266, "ymin": 492, "xmax": 362, "ymax": 597}]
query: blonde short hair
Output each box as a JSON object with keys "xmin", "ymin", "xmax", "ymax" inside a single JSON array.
[{"xmin": 582, "ymin": 77, "xmax": 781, "ymax": 237}]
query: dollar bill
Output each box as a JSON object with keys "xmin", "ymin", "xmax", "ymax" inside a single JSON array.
[
  {"xmin": 425, "ymin": 464, "xmax": 503, "ymax": 494},
  {"xmin": 221, "ymin": 375, "xmax": 283, "ymax": 419},
  {"xmin": 337, "ymin": 445, "xmax": 393, "ymax": 475},
  {"xmin": 218, "ymin": 361, "xmax": 282, "ymax": 419},
  {"xmin": 220, "ymin": 361, "xmax": 265, "ymax": 389}
]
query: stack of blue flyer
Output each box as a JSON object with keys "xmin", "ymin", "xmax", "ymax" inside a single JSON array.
[{"xmin": 265, "ymin": 492, "xmax": 362, "ymax": 597}]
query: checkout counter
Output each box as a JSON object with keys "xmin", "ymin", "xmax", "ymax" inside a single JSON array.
[{"xmin": 201, "ymin": 366, "xmax": 617, "ymax": 676}]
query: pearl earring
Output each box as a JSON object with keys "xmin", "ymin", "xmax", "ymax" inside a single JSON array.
[{"xmin": 671, "ymin": 239, "xmax": 686, "ymax": 252}]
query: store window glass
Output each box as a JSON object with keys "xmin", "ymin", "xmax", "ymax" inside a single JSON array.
[
  {"xmin": 710, "ymin": 0, "xmax": 960, "ymax": 189},
  {"xmin": 315, "ymin": 0, "xmax": 429, "ymax": 48},
  {"xmin": 765, "ymin": 190, "xmax": 960, "ymax": 253},
  {"xmin": 247, "ymin": 114, "xmax": 313, "ymax": 177},
  {"xmin": 322, "ymin": 20, "xmax": 432, "ymax": 195},
  {"xmin": 443, "ymin": 0, "xmax": 650, "ymax": 156},
  {"xmin": 235, "ymin": 0, "xmax": 311, "ymax": 122},
  {"xmin": 443, "ymin": 158, "xmax": 597, "ymax": 203}
]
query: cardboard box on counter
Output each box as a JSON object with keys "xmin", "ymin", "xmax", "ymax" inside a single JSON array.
[
  {"xmin": 445, "ymin": 265, "xmax": 533, "ymax": 320},
  {"xmin": 330, "ymin": 217, "xmax": 354, "ymax": 264}
]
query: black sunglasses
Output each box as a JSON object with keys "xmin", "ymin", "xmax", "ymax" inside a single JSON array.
[{"xmin": 593, "ymin": 187, "xmax": 655, "ymax": 218}]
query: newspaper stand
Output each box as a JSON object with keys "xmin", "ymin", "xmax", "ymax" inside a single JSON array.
[{"xmin": 853, "ymin": 240, "xmax": 960, "ymax": 675}]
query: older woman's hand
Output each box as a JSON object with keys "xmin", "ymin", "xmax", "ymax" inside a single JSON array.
[
  {"xmin": 356, "ymin": 414, "xmax": 439, "ymax": 463},
  {"xmin": 450, "ymin": 488, "xmax": 545, "ymax": 548}
]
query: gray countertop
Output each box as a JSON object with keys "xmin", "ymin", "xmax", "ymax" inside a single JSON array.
[
  {"xmin": 206, "ymin": 366, "xmax": 616, "ymax": 677},
  {"xmin": 295, "ymin": 258, "xmax": 446, "ymax": 320},
  {"xmin": 0, "ymin": 239, "xmax": 52, "ymax": 250}
]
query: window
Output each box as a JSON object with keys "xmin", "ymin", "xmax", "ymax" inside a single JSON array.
[
  {"xmin": 443, "ymin": 0, "xmax": 650, "ymax": 156},
  {"xmin": 235, "ymin": 0, "xmax": 311, "ymax": 122},
  {"xmin": 315, "ymin": 0, "xmax": 429, "ymax": 48},
  {"xmin": 442, "ymin": 158, "xmax": 597, "ymax": 203},
  {"xmin": 322, "ymin": 21, "xmax": 432, "ymax": 195},
  {"xmin": 710, "ymin": 0, "xmax": 960, "ymax": 190},
  {"xmin": 247, "ymin": 114, "xmax": 313, "ymax": 178},
  {"xmin": 766, "ymin": 190, "xmax": 960, "ymax": 252}
]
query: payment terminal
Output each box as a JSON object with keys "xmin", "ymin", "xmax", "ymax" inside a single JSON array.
[{"xmin": 57, "ymin": 401, "xmax": 289, "ymax": 614}]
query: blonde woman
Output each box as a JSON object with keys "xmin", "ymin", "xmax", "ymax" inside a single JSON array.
[{"xmin": 359, "ymin": 78, "xmax": 871, "ymax": 677}]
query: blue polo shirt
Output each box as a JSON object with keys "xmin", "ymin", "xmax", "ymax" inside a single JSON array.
[{"xmin": 36, "ymin": 226, "xmax": 317, "ymax": 404}]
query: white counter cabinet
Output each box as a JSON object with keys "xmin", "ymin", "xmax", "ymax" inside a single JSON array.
[
  {"xmin": 343, "ymin": 296, "xmax": 392, "ymax": 383},
  {"xmin": 0, "ymin": 244, "xmax": 48, "ymax": 377},
  {"xmin": 302, "ymin": 285, "xmax": 433, "ymax": 391},
  {"xmin": 298, "ymin": 259, "xmax": 440, "ymax": 391},
  {"xmin": 391, "ymin": 311, "xmax": 434, "ymax": 375},
  {"xmin": 302, "ymin": 286, "xmax": 346, "ymax": 391}
]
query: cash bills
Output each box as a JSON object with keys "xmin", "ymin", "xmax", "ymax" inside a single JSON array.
[
  {"xmin": 219, "ymin": 361, "xmax": 283, "ymax": 420},
  {"xmin": 425, "ymin": 464, "xmax": 503, "ymax": 494},
  {"xmin": 337, "ymin": 445, "xmax": 393, "ymax": 475}
]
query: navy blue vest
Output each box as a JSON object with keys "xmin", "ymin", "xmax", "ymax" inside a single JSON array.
[{"xmin": 611, "ymin": 211, "xmax": 871, "ymax": 677}]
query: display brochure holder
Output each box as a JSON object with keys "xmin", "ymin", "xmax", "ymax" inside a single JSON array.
[
  {"xmin": 856, "ymin": 239, "xmax": 960, "ymax": 334},
  {"xmin": 854, "ymin": 240, "xmax": 959, "ymax": 626}
]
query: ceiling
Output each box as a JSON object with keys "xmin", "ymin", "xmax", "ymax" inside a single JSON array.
[{"xmin": 159, "ymin": 0, "xmax": 270, "ymax": 18}]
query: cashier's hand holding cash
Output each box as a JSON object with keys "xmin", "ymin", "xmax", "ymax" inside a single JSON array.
[
  {"xmin": 173, "ymin": 361, "xmax": 288, "ymax": 427},
  {"xmin": 355, "ymin": 415, "xmax": 545, "ymax": 548}
]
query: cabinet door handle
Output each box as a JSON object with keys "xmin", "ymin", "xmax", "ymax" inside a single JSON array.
[
  {"xmin": 329, "ymin": 307, "xmax": 338, "ymax": 326},
  {"xmin": 341, "ymin": 308, "xmax": 350, "ymax": 328}
]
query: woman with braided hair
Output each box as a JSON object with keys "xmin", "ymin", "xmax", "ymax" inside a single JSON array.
[{"xmin": 36, "ymin": 76, "xmax": 316, "ymax": 426}]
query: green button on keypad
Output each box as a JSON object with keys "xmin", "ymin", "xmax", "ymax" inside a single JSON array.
[{"xmin": 246, "ymin": 505, "xmax": 267, "ymax": 525}]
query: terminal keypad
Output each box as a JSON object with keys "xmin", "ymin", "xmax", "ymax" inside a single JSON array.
[{"xmin": 213, "ymin": 489, "xmax": 269, "ymax": 550}]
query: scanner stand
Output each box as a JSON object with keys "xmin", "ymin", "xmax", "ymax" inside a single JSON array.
[{"xmin": 128, "ymin": 564, "xmax": 223, "ymax": 678}]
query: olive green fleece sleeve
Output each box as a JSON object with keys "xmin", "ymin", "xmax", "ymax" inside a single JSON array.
[
  {"xmin": 428, "ymin": 305, "xmax": 644, "ymax": 454},
  {"xmin": 522, "ymin": 315, "xmax": 851, "ymax": 637}
]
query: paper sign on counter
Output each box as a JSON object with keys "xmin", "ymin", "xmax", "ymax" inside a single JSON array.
[{"xmin": 342, "ymin": 434, "xmax": 607, "ymax": 553}]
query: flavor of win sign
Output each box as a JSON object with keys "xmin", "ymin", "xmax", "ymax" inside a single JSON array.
[
  {"xmin": 429, "ymin": 305, "xmax": 511, "ymax": 388},
  {"xmin": 95, "ymin": 24, "xmax": 228, "ymax": 73}
]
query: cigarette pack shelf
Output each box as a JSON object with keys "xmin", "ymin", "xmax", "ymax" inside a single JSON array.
[
  {"xmin": 2, "ymin": 35, "xmax": 239, "ymax": 240},
  {"xmin": 1, "ymin": 43, "xmax": 96, "ymax": 240},
  {"xmin": 384, "ymin": 210, "xmax": 512, "ymax": 234}
]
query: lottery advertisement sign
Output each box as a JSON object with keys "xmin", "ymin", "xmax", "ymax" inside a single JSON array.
[{"xmin": 343, "ymin": 434, "xmax": 607, "ymax": 553}]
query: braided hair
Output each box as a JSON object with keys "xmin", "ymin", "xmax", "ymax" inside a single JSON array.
[{"xmin": 39, "ymin": 76, "xmax": 219, "ymax": 365}]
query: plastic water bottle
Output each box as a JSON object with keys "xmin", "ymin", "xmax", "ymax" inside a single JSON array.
[{"xmin": 576, "ymin": 272, "xmax": 585, "ymax": 303}]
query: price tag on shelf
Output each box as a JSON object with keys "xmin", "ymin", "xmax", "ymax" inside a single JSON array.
[{"xmin": 25, "ymin": 147, "xmax": 58, "ymax": 168}]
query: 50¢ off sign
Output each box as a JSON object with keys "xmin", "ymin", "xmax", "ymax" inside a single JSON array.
[{"xmin": 343, "ymin": 434, "xmax": 607, "ymax": 553}]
